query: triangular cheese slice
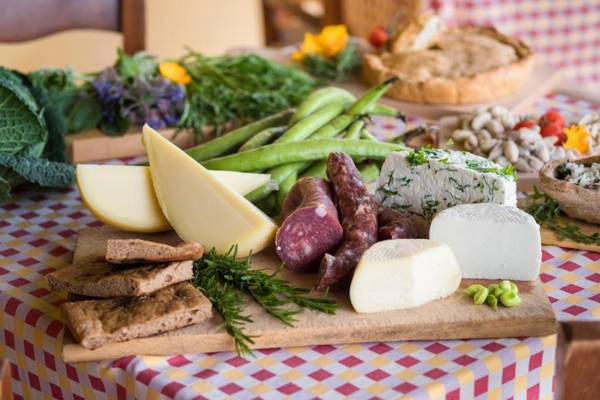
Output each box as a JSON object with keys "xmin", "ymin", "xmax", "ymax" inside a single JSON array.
[{"xmin": 143, "ymin": 124, "xmax": 277, "ymax": 256}]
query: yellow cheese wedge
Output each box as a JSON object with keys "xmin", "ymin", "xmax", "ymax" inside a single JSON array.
[
  {"xmin": 77, "ymin": 165, "xmax": 271, "ymax": 233},
  {"xmin": 143, "ymin": 124, "xmax": 278, "ymax": 256}
]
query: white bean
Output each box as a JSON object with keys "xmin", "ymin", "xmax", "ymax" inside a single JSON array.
[
  {"xmin": 490, "ymin": 106, "xmax": 509, "ymax": 118},
  {"xmin": 452, "ymin": 129, "xmax": 474, "ymax": 143},
  {"xmin": 500, "ymin": 113, "xmax": 517, "ymax": 130},
  {"xmin": 480, "ymin": 138, "xmax": 498, "ymax": 152},
  {"xmin": 503, "ymin": 140, "xmax": 519, "ymax": 163},
  {"xmin": 515, "ymin": 158, "xmax": 532, "ymax": 172},
  {"xmin": 533, "ymin": 143, "xmax": 550, "ymax": 162},
  {"xmin": 516, "ymin": 128, "xmax": 539, "ymax": 143},
  {"xmin": 528, "ymin": 156, "xmax": 544, "ymax": 171},
  {"xmin": 463, "ymin": 134, "xmax": 479, "ymax": 151},
  {"xmin": 471, "ymin": 112, "xmax": 492, "ymax": 131},
  {"xmin": 476, "ymin": 129, "xmax": 492, "ymax": 142},
  {"xmin": 495, "ymin": 156, "xmax": 510, "ymax": 166},
  {"xmin": 484, "ymin": 119, "xmax": 504, "ymax": 136},
  {"xmin": 488, "ymin": 142, "xmax": 503, "ymax": 160},
  {"xmin": 542, "ymin": 136, "xmax": 558, "ymax": 148}
]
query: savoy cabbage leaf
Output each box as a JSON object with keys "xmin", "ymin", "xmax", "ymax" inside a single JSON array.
[{"xmin": 0, "ymin": 67, "xmax": 47, "ymax": 157}]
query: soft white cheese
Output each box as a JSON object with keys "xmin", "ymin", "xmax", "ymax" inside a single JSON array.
[
  {"xmin": 429, "ymin": 203, "xmax": 541, "ymax": 280},
  {"xmin": 375, "ymin": 149, "xmax": 517, "ymax": 234},
  {"xmin": 349, "ymin": 239, "xmax": 462, "ymax": 313}
]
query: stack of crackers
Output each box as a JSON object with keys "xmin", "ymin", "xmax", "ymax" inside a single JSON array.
[{"xmin": 47, "ymin": 239, "xmax": 212, "ymax": 349}]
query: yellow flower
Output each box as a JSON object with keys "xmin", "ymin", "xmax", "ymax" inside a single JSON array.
[
  {"xmin": 317, "ymin": 25, "xmax": 349, "ymax": 58},
  {"xmin": 293, "ymin": 32, "xmax": 323, "ymax": 61},
  {"xmin": 159, "ymin": 61, "xmax": 191, "ymax": 85},
  {"xmin": 293, "ymin": 24, "xmax": 349, "ymax": 61},
  {"xmin": 563, "ymin": 124, "xmax": 591, "ymax": 154}
]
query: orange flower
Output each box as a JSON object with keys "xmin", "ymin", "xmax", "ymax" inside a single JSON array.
[
  {"xmin": 159, "ymin": 61, "xmax": 191, "ymax": 85},
  {"xmin": 563, "ymin": 124, "xmax": 591, "ymax": 154},
  {"xmin": 293, "ymin": 24, "xmax": 349, "ymax": 61}
]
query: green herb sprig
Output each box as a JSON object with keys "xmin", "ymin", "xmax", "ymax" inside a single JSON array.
[
  {"xmin": 524, "ymin": 186, "xmax": 600, "ymax": 245},
  {"xmin": 193, "ymin": 246, "xmax": 337, "ymax": 356},
  {"xmin": 303, "ymin": 43, "xmax": 362, "ymax": 82}
]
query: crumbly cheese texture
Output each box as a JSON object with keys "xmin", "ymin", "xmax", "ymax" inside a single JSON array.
[
  {"xmin": 350, "ymin": 239, "xmax": 462, "ymax": 313},
  {"xmin": 375, "ymin": 149, "xmax": 517, "ymax": 233},
  {"xmin": 143, "ymin": 124, "xmax": 277, "ymax": 257},
  {"xmin": 429, "ymin": 203, "xmax": 541, "ymax": 280}
]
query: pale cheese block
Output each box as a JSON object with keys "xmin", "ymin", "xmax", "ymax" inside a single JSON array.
[
  {"xmin": 349, "ymin": 239, "xmax": 462, "ymax": 313},
  {"xmin": 429, "ymin": 203, "xmax": 541, "ymax": 281},
  {"xmin": 142, "ymin": 124, "xmax": 278, "ymax": 256},
  {"xmin": 77, "ymin": 165, "xmax": 271, "ymax": 233},
  {"xmin": 375, "ymin": 148, "xmax": 517, "ymax": 235}
]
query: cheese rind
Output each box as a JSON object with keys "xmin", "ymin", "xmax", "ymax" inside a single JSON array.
[
  {"xmin": 76, "ymin": 165, "xmax": 271, "ymax": 233},
  {"xmin": 143, "ymin": 124, "xmax": 278, "ymax": 256},
  {"xmin": 375, "ymin": 149, "xmax": 517, "ymax": 234},
  {"xmin": 349, "ymin": 239, "xmax": 462, "ymax": 313},
  {"xmin": 429, "ymin": 203, "xmax": 541, "ymax": 280}
]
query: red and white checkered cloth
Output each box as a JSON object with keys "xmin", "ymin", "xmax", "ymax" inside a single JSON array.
[
  {"xmin": 427, "ymin": 0, "xmax": 600, "ymax": 90},
  {"xmin": 1, "ymin": 93, "xmax": 599, "ymax": 399}
]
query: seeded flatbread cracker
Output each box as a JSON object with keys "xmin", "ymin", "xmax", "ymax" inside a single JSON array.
[
  {"xmin": 106, "ymin": 239, "xmax": 203, "ymax": 264},
  {"xmin": 47, "ymin": 260, "xmax": 193, "ymax": 297},
  {"xmin": 62, "ymin": 283, "xmax": 212, "ymax": 349}
]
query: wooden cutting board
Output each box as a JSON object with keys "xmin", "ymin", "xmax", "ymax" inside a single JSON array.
[
  {"xmin": 61, "ymin": 227, "xmax": 556, "ymax": 363},
  {"xmin": 539, "ymin": 216, "xmax": 600, "ymax": 253}
]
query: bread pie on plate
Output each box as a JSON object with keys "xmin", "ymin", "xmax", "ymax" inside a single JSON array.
[{"xmin": 363, "ymin": 15, "xmax": 534, "ymax": 105}]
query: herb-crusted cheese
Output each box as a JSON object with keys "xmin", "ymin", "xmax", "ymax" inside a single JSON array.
[{"xmin": 375, "ymin": 148, "xmax": 517, "ymax": 233}]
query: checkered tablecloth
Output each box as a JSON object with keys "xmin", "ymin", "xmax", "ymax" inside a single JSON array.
[{"xmin": 1, "ymin": 93, "xmax": 600, "ymax": 400}]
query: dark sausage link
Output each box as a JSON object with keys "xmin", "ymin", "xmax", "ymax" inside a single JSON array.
[
  {"xmin": 377, "ymin": 207, "xmax": 418, "ymax": 240},
  {"xmin": 316, "ymin": 152, "xmax": 378, "ymax": 290},
  {"xmin": 276, "ymin": 177, "xmax": 343, "ymax": 273}
]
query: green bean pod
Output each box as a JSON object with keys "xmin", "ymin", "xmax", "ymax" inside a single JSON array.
[
  {"xmin": 347, "ymin": 77, "xmax": 399, "ymax": 117},
  {"xmin": 358, "ymin": 162, "xmax": 380, "ymax": 183},
  {"xmin": 370, "ymin": 103, "xmax": 406, "ymax": 120},
  {"xmin": 275, "ymin": 102, "xmax": 345, "ymax": 144},
  {"xmin": 276, "ymin": 171, "xmax": 298, "ymax": 208},
  {"xmin": 344, "ymin": 119, "xmax": 365, "ymax": 139},
  {"xmin": 499, "ymin": 291, "xmax": 522, "ymax": 307},
  {"xmin": 290, "ymin": 87, "xmax": 355, "ymax": 124},
  {"xmin": 203, "ymin": 139, "xmax": 404, "ymax": 172},
  {"xmin": 301, "ymin": 160, "xmax": 328, "ymax": 179},
  {"xmin": 486, "ymin": 294, "xmax": 498, "ymax": 310},
  {"xmin": 245, "ymin": 162, "xmax": 305, "ymax": 202},
  {"xmin": 473, "ymin": 288, "xmax": 489, "ymax": 305},
  {"xmin": 185, "ymin": 109, "xmax": 293, "ymax": 162},
  {"xmin": 464, "ymin": 284, "xmax": 485, "ymax": 297},
  {"xmin": 311, "ymin": 114, "xmax": 355, "ymax": 139},
  {"xmin": 360, "ymin": 129, "xmax": 379, "ymax": 142},
  {"xmin": 238, "ymin": 126, "xmax": 286, "ymax": 152}
]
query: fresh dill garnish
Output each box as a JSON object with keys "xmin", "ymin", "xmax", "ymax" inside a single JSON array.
[
  {"xmin": 523, "ymin": 186, "xmax": 600, "ymax": 245},
  {"xmin": 193, "ymin": 246, "xmax": 338, "ymax": 356}
]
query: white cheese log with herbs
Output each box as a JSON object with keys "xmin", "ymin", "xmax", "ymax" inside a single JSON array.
[
  {"xmin": 349, "ymin": 239, "xmax": 462, "ymax": 313},
  {"xmin": 429, "ymin": 203, "xmax": 541, "ymax": 280},
  {"xmin": 375, "ymin": 149, "xmax": 517, "ymax": 234}
]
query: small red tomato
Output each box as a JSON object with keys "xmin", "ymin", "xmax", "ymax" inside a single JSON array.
[
  {"xmin": 513, "ymin": 119, "xmax": 537, "ymax": 130},
  {"xmin": 540, "ymin": 122, "xmax": 566, "ymax": 144},
  {"xmin": 369, "ymin": 26, "xmax": 389, "ymax": 48},
  {"xmin": 539, "ymin": 109, "xmax": 566, "ymax": 128}
]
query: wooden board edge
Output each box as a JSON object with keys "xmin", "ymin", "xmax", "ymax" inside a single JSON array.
[{"xmin": 63, "ymin": 301, "xmax": 557, "ymax": 363}]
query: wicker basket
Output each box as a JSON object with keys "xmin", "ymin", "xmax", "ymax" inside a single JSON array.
[{"xmin": 340, "ymin": 0, "xmax": 423, "ymax": 37}]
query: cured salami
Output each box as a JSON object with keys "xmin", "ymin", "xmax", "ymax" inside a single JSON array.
[
  {"xmin": 276, "ymin": 177, "xmax": 343, "ymax": 272},
  {"xmin": 377, "ymin": 207, "xmax": 418, "ymax": 240},
  {"xmin": 317, "ymin": 152, "xmax": 378, "ymax": 290}
]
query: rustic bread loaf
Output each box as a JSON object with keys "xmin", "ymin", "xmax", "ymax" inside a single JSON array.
[
  {"xmin": 106, "ymin": 239, "xmax": 203, "ymax": 264},
  {"xmin": 61, "ymin": 282, "xmax": 212, "ymax": 349},
  {"xmin": 47, "ymin": 260, "xmax": 193, "ymax": 297}
]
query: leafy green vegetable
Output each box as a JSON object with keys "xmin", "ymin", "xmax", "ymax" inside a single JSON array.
[
  {"xmin": 116, "ymin": 48, "xmax": 158, "ymax": 80},
  {"xmin": 303, "ymin": 43, "xmax": 362, "ymax": 82},
  {"xmin": 193, "ymin": 246, "xmax": 337, "ymax": 356},
  {"xmin": 0, "ymin": 68, "xmax": 76, "ymax": 202},
  {"xmin": 179, "ymin": 53, "xmax": 318, "ymax": 136},
  {"xmin": 0, "ymin": 67, "xmax": 47, "ymax": 156}
]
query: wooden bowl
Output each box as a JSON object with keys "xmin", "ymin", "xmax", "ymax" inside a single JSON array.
[{"xmin": 538, "ymin": 155, "xmax": 600, "ymax": 224}]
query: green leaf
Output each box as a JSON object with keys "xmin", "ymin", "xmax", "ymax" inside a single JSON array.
[
  {"xmin": 116, "ymin": 48, "xmax": 158, "ymax": 80},
  {"xmin": 0, "ymin": 67, "xmax": 48, "ymax": 157},
  {"xmin": 0, "ymin": 176, "xmax": 11, "ymax": 203},
  {"xmin": 0, "ymin": 153, "xmax": 75, "ymax": 188},
  {"xmin": 67, "ymin": 97, "xmax": 102, "ymax": 133},
  {"xmin": 100, "ymin": 114, "xmax": 130, "ymax": 136}
]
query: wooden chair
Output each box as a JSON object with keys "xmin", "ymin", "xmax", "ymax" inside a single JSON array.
[{"xmin": 0, "ymin": 0, "xmax": 145, "ymax": 54}]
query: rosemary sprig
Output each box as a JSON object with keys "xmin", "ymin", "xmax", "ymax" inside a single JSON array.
[
  {"xmin": 523, "ymin": 186, "xmax": 600, "ymax": 245},
  {"xmin": 193, "ymin": 246, "xmax": 338, "ymax": 355},
  {"xmin": 192, "ymin": 262, "xmax": 256, "ymax": 355}
]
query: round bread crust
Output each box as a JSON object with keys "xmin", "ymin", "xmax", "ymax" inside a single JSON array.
[{"xmin": 363, "ymin": 26, "xmax": 535, "ymax": 105}]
